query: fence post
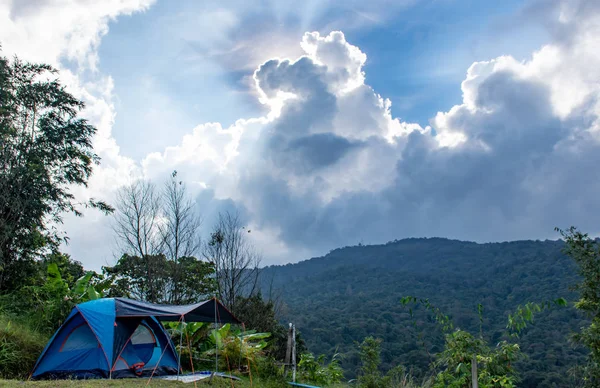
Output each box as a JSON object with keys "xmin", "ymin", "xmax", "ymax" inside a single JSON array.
[
  {"xmin": 472, "ymin": 355, "xmax": 478, "ymax": 388},
  {"xmin": 292, "ymin": 324, "xmax": 297, "ymax": 382},
  {"xmin": 285, "ymin": 323, "xmax": 293, "ymax": 376}
]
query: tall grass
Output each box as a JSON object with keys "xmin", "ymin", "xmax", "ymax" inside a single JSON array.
[{"xmin": 0, "ymin": 313, "xmax": 47, "ymax": 379}]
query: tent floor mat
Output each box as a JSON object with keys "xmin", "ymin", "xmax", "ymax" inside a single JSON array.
[{"xmin": 158, "ymin": 371, "xmax": 241, "ymax": 383}]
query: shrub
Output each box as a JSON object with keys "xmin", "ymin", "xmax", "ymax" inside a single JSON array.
[
  {"xmin": 297, "ymin": 352, "xmax": 344, "ymax": 386},
  {"xmin": 254, "ymin": 356, "xmax": 284, "ymax": 380},
  {"xmin": 0, "ymin": 314, "xmax": 47, "ymax": 379},
  {"xmin": 356, "ymin": 337, "xmax": 426, "ymax": 388}
]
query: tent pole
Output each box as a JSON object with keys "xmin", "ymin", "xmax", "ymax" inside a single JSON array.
[
  {"xmin": 177, "ymin": 316, "xmax": 184, "ymax": 381},
  {"xmin": 214, "ymin": 297, "xmax": 218, "ymax": 375}
]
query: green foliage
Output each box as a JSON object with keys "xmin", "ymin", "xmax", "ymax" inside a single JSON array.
[
  {"xmin": 0, "ymin": 53, "xmax": 112, "ymax": 291},
  {"xmin": 507, "ymin": 298, "xmax": 567, "ymax": 336},
  {"xmin": 42, "ymin": 252, "xmax": 84, "ymax": 289},
  {"xmin": 0, "ymin": 314, "xmax": 46, "ymax": 379},
  {"xmin": 166, "ymin": 321, "xmax": 272, "ymax": 375},
  {"xmin": 103, "ymin": 254, "xmax": 216, "ymax": 304},
  {"xmin": 217, "ymin": 326, "xmax": 270, "ymax": 372},
  {"xmin": 401, "ymin": 298, "xmax": 531, "ymax": 387},
  {"xmin": 297, "ymin": 352, "xmax": 344, "ymax": 386},
  {"xmin": 233, "ymin": 293, "xmax": 306, "ymax": 360},
  {"xmin": 357, "ymin": 337, "xmax": 385, "ymax": 388},
  {"xmin": 558, "ymin": 226, "xmax": 600, "ymax": 386},
  {"xmin": 402, "ymin": 296, "xmax": 568, "ymax": 388},
  {"xmin": 355, "ymin": 336, "xmax": 423, "ymax": 388},
  {"xmin": 433, "ymin": 330, "xmax": 520, "ymax": 388},
  {"xmin": 263, "ymin": 238, "xmax": 585, "ymax": 386},
  {"xmin": 1, "ymin": 256, "xmax": 108, "ymax": 333}
]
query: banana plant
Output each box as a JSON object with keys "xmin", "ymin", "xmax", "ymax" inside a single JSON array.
[
  {"xmin": 165, "ymin": 321, "xmax": 210, "ymax": 349},
  {"xmin": 166, "ymin": 321, "xmax": 271, "ymax": 371},
  {"xmin": 71, "ymin": 270, "xmax": 111, "ymax": 301}
]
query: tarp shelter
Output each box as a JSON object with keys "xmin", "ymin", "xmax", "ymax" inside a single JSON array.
[{"xmin": 31, "ymin": 297, "xmax": 240, "ymax": 380}]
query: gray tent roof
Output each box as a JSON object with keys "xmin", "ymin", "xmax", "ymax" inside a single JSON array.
[{"xmin": 113, "ymin": 297, "xmax": 241, "ymax": 324}]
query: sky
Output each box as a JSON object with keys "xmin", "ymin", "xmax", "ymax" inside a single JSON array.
[{"xmin": 1, "ymin": 0, "xmax": 600, "ymax": 269}]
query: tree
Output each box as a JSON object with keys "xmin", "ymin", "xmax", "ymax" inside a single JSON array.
[
  {"xmin": 357, "ymin": 336, "xmax": 384, "ymax": 388},
  {"xmin": 557, "ymin": 226, "xmax": 600, "ymax": 386},
  {"xmin": 0, "ymin": 52, "xmax": 112, "ymax": 291},
  {"xmin": 233, "ymin": 293, "xmax": 305, "ymax": 361},
  {"xmin": 355, "ymin": 337, "xmax": 415, "ymax": 388},
  {"xmin": 42, "ymin": 252, "xmax": 85, "ymax": 289},
  {"xmin": 400, "ymin": 297, "xmax": 530, "ymax": 388},
  {"xmin": 103, "ymin": 254, "xmax": 216, "ymax": 304},
  {"xmin": 158, "ymin": 171, "xmax": 202, "ymax": 302},
  {"xmin": 203, "ymin": 211, "xmax": 261, "ymax": 313},
  {"xmin": 112, "ymin": 172, "xmax": 207, "ymax": 303},
  {"xmin": 113, "ymin": 179, "xmax": 161, "ymax": 258},
  {"xmin": 112, "ymin": 180, "xmax": 160, "ymax": 301}
]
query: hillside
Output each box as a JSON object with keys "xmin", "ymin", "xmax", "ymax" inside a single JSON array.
[{"xmin": 263, "ymin": 238, "xmax": 588, "ymax": 387}]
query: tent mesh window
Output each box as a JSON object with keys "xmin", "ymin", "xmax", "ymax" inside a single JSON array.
[
  {"xmin": 60, "ymin": 324, "xmax": 99, "ymax": 352},
  {"xmin": 131, "ymin": 324, "xmax": 156, "ymax": 346},
  {"xmin": 129, "ymin": 323, "xmax": 157, "ymax": 365}
]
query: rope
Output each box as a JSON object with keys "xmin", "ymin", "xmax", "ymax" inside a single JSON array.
[
  {"xmin": 215, "ymin": 298, "xmax": 234, "ymax": 388},
  {"xmin": 177, "ymin": 318, "xmax": 184, "ymax": 379},
  {"xmin": 214, "ymin": 296, "xmax": 218, "ymax": 375},
  {"xmin": 184, "ymin": 322, "xmax": 197, "ymax": 388},
  {"xmin": 243, "ymin": 323, "xmax": 253, "ymax": 387},
  {"xmin": 146, "ymin": 314, "xmax": 184, "ymax": 386}
]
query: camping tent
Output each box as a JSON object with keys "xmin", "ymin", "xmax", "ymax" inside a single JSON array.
[{"xmin": 31, "ymin": 297, "xmax": 240, "ymax": 380}]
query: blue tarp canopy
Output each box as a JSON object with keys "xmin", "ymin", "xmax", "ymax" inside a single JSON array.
[
  {"xmin": 31, "ymin": 297, "xmax": 240, "ymax": 380},
  {"xmin": 114, "ymin": 297, "xmax": 241, "ymax": 323}
]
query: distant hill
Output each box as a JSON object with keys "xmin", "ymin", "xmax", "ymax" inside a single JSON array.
[{"xmin": 262, "ymin": 238, "xmax": 587, "ymax": 387}]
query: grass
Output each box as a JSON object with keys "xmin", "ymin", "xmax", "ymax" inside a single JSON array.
[
  {"xmin": 0, "ymin": 314, "xmax": 47, "ymax": 380},
  {"xmin": 0, "ymin": 377, "xmax": 317, "ymax": 387}
]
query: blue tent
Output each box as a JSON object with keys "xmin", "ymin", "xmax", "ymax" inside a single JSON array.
[{"xmin": 31, "ymin": 297, "xmax": 240, "ymax": 380}]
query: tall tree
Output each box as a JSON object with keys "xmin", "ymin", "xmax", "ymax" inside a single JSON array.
[
  {"xmin": 112, "ymin": 180, "xmax": 160, "ymax": 301},
  {"xmin": 103, "ymin": 253, "xmax": 216, "ymax": 304},
  {"xmin": 557, "ymin": 226, "xmax": 600, "ymax": 386},
  {"xmin": 159, "ymin": 171, "xmax": 202, "ymax": 260},
  {"xmin": 112, "ymin": 172, "xmax": 208, "ymax": 303},
  {"xmin": 158, "ymin": 171, "xmax": 202, "ymax": 302},
  {"xmin": 113, "ymin": 179, "xmax": 160, "ymax": 258},
  {"xmin": 203, "ymin": 211, "xmax": 261, "ymax": 312},
  {"xmin": 0, "ymin": 52, "xmax": 112, "ymax": 291}
]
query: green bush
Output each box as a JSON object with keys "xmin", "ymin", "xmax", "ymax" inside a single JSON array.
[
  {"xmin": 0, "ymin": 314, "xmax": 47, "ymax": 379},
  {"xmin": 254, "ymin": 356, "xmax": 284, "ymax": 380},
  {"xmin": 356, "ymin": 337, "xmax": 428, "ymax": 388},
  {"xmin": 297, "ymin": 352, "xmax": 344, "ymax": 386}
]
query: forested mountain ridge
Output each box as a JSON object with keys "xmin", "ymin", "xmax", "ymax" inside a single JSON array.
[{"xmin": 263, "ymin": 238, "xmax": 587, "ymax": 387}]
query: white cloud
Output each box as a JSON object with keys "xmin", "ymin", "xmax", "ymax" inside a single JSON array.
[
  {"xmin": 180, "ymin": 1, "xmax": 600, "ymax": 259},
  {"xmin": 0, "ymin": 0, "xmax": 154, "ymax": 266},
  {"xmin": 0, "ymin": 0, "xmax": 154, "ymax": 68},
  {"xmin": 4, "ymin": 0, "xmax": 600, "ymax": 269}
]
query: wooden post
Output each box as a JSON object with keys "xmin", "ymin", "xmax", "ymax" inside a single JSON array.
[
  {"xmin": 292, "ymin": 324, "xmax": 297, "ymax": 382},
  {"xmin": 285, "ymin": 323, "xmax": 293, "ymax": 376},
  {"xmin": 471, "ymin": 355, "xmax": 478, "ymax": 388}
]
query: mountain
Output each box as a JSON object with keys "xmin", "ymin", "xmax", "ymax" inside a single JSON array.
[{"xmin": 262, "ymin": 238, "xmax": 587, "ymax": 387}]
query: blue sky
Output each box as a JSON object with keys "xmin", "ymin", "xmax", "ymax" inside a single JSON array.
[
  {"xmin": 2, "ymin": 0, "xmax": 600, "ymax": 269},
  {"xmin": 99, "ymin": 0, "xmax": 547, "ymax": 159}
]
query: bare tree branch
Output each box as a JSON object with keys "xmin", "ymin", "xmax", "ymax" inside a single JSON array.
[
  {"xmin": 203, "ymin": 211, "xmax": 261, "ymax": 312},
  {"xmin": 112, "ymin": 180, "xmax": 161, "ymax": 301},
  {"xmin": 158, "ymin": 171, "xmax": 203, "ymax": 302}
]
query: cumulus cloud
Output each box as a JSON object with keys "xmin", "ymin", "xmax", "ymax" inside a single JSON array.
[
  {"xmin": 193, "ymin": 0, "xmax": 418, "ymax": 73},
  {"xmin": 149, "ymin": 0, "xmax": 600, "ymax": 264},
  {"xmin": 1, "ymin": 0, "xmax": 154, "ymax": 68},
  {"xmin": 0, "ymin": 0, "xmax": 154, "ymax": 266},
  {"xmin": 4, "ymin": 0, "xmax": 600, "ymax": 268}
]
